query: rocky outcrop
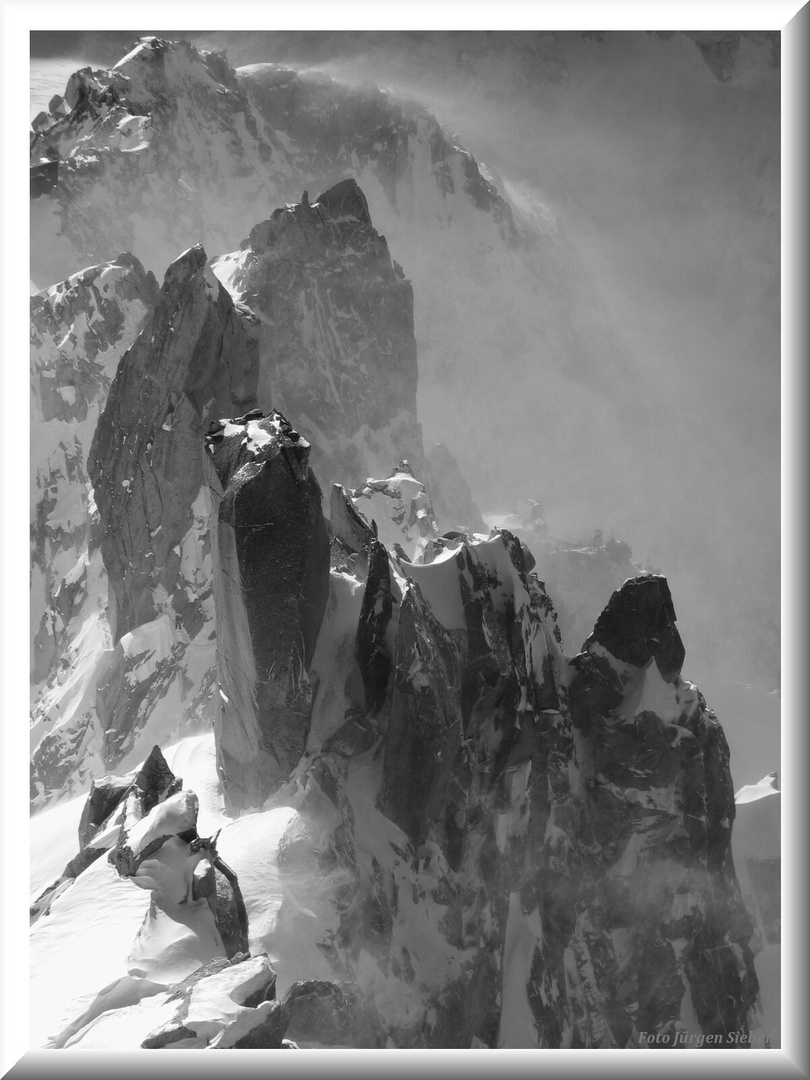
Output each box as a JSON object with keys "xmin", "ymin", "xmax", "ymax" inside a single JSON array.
[
  {"xmin": 565, "ymin": 575, "xmax": 760, "ymax": 1045},
  {"xmin": 212, "ymin": 181, "xmax": 424, "ymax": 495},
  {"xmin": 349, "ymin": 460, "xmax": 440, "ymax": 563},
  {"xmin": 141, "ymin": 953, "xmax": 290, "ymax": 1049},
  {"xmin": 204, "ymin": 411, "xmax": 330, "ymax": 812},
  {"xmin": 30, "ymin": 254, "xmax": 159, "ymax": 807},
  {"xmin": 31, "ymin": 745, "xmax": 250, "ymax": 964},
  {"xmin": 88, "ymin": 243, "xmax": 260, "ymax": 642}
]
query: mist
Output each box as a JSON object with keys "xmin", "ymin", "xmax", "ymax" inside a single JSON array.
[{"xmin": 30, "ymin": 30, "xmax": 781, "ymax": 782}]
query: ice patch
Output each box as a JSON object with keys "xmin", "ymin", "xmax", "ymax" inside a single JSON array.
[{"xmin": 735, "ymin": 771, "xmax": 780, "ymax": 804}]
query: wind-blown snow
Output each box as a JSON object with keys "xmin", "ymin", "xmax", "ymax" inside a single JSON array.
[
  {"xmin": 29, "ymin": 793, "xmax": 87, "ymax": 900},
  {"xmin": 29, "ymin": 855, "xmax": 154, "ymax": 1048},
  {"xmin": 735, "ymin": 771, "xmax": 780, "ymax": 805}
]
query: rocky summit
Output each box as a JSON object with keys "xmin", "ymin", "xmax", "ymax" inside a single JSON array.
[
  {"xmin": 212, "ymin": 178, "xmax": 424, "ymax": 494},
  {"xmin": 204, "ymin": 411, "xmax": 330, "ymax": 811}
]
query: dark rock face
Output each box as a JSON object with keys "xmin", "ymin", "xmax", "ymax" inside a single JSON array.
[
  {"xmin": 204, "ymin": 410, "xmax": 330, "ymax": 811},
  {"xmin": 284, "ymin": 981, "xmax": 360, "ymax": 1047},
  {"xmin": 583, "ymin": 573, "xmax": 685, "ymax": 680},
  {"xmin": 78, "ymin": 772, "xmax": 135, "ymax": 849},
  {"xmin": 330, "ymin": 483, "xmax": 376, "ymax": 557},
  {"xmin": 213, "ymin": 862, "xmax": 251, "ymax": 959},
  {"xmin": 89, "ymin": 244, "xmax": 260, "ymax": 642},
  {"xmin": 76, "ymin": 744, "xmax": 179, "ymax": 852},
  {"xmin": 286, "ymin": 512, "xmax": 574, "ymax": 1045},
  {"xmin": 31, "ymin": 745, "xmax": 183, "ymax": 924},
  {"xmin": 311, "ymin": 177, "xmax": 371, "ymax": 223},
  {"xmin": 353, "ymin": 537, "xmax": 393, "ymax": 716},
  {"xmin": 214, "ymin": 181, "xmax": 423, "ymax": 495},
  {"xmin": 381, "ymin": 581, "xmax": 462, "ymax": 848}
]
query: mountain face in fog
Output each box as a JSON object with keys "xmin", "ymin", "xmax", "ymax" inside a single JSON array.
[{"xmin": 28, "ymin": 33, "xmax": 779, "ymax": 1050}]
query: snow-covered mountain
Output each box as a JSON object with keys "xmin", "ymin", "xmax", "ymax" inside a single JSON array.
[
  {"xmin": 28, "ymin": 34, "xmax": 779, "ymax": 1052},
  {"xmin": 30, "ymin": 182, "xmax": 481, "ymax": 807},
  {"xmin": 30, "ymin": 36, "xmax": 643, "ymax": 527},
  {"xmin": 30, "ymin": 418, "xmax": 767, "ymax": 1045}
]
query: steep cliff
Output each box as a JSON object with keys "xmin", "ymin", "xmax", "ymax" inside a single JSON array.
[
  {"xmin": 204, "ymin": 411, "xmax": 329, "ymax": 811},
  {"xmin": 31, "ymin": 184, "xmax": 435, "ymax": 808},
  {"xmin": 30, "ymin": 252, "xmax": 157, "ymax": 680},
  {"xmin": 211, "ymin": 179, "xmax": 424, "ymax": 494}
]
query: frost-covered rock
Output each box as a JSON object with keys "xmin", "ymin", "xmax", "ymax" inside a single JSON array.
[
  {"xmin": 139, "ymin": 953, "xmax": 288, "ymax": 1049},
  {"xmin": 204, "ymin": 410, "xmax": 330, "ymax": 812},
  {"xmin": 211, "ymin": 180, "xmax": 425, "ymax": 497},
  {"xmin": 89, "ymin": 243, "xmax": 260, "ymax": 643},
  {"xmin": 57, "ymin": 953, "xmax": 288, "ymax": 1050},
  {"xmin": 349, "ymin": 460, "xmax": 440, "ymax": 564}
]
